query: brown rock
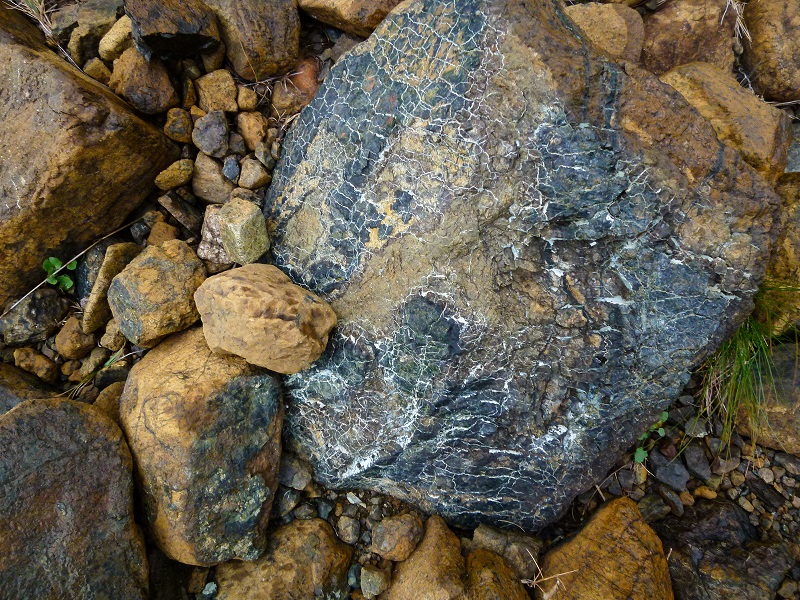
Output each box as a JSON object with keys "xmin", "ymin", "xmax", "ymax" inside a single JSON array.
[
  {"xmin": 465, "ymin": 548, "xmax": 529, "ymax": 600},
  {"xmin": 146, "ymin": 220, "xmax": 179, "ymax": 246},
  {"xmin": 216, "ymin": 518, "xmax": 353, "ymax": 599},
  {"xmin": 535, "ymin": 498, "xmax": 673, "ymax": 600},
  {"xmin": 236, "ymin": 112, "xmax": 268, "ymax": 151},
  {"xmin": 193, "ymin": 152, "xmax": 235, "ymax": 203},
  {"xmin": 469, "ymin": 524, "xmax": 543, "ymax": 581},
  {"xmin": 82, "ymin": 242, "xmax": 142, "ymax": 334},
  {"xmin": 641, "ymin": 0, "xmax": 736, "ymax": 76},
  {"xmin": 371, "ymin": 513, "xmax": 424, "ymax": 561},
  {"xmin": 164, "ymin": 107, "xmax": 194, "ymax": 143},
  {"xmin": 109, "ymin": 47, "xmax": 179, "ymax": 114},
  {"xmin": 83, "ymin": 57, "xmax": 111, "ymax": 85},
  {"xmin": 126, "ymin": 0, "xmax": 221, "ymax": 58},
  {"xmin": 13, "ymin": 347, "xmax": 59, "ymax": 384},
  {"xmin": 0, "ymin": 363, "xmax": 56, "ymax": 416},
  {"xmin": 237, "ymin": 85, "xmax": 259, "ymax": 111},
  {"xmin": 55, "ymin": 315, "xmax": 96, "ymax": 359},
  {"xmin": 155, "ymin": 159, "xmax": 195, "ymax": 190},
  {"xmin": 108, "ymin": 239, "xmax": 206, "ymax": 348},
  {"xmin": 660, "ymin": 62, "xmax": 792, "ymax": 184},
  {"xmin": 98, "ymin": 14, "xmax": 133, "ymax": 61},
  {"xmin": 94, "ymin": 380, "xmax": 126, "ymax": 425},
  {"xmin": 381, "ymin": 516, "xmax": 465, "ymax": 600},
  {"xmin": 237, "ymin": 157, "xmax": 271, "ymax": 189},
  {"xmin": 119, "ymin": 327, "xmax": 283, "ymax": 565},
  {"xmin": 158, "ymin": 192, "xmax": 205, "ymax": 233},
  {"xmin": 0, "ymin": 6, "xmax": 178, "ymax": 309},
  {"xmin": 194, "ymin": 264, "xmax": 337, "ymax": 374},
  {"xmin": 298, "ymin": 0, "xmax": 403, "ymax": 38},
  {"xmin": 100, "ymin": 318, "xmax": 126, "ymax": 351},
  {"xmin": 202, "ymin": 0, "xmax": 300, "ymax": 81},
  {"xmin": 197, "ymin": 204, "xmax": 233, "ymax": 265},
  {"xmin": 271, "ymin": 57, "xmax": 321, "ymax": 117},
  {"xmin": 195, "ymin": 68, "xmax": 238, "ymax": 112},
  {"xmin": 742, "ymin": 0, "xmax": 800, "ymax": 102},
  {"xmin": 565, "ymin": 2, "xmax": 644, "ymax": 63},
  {"xmin": 201, "ymin": 41, "xmax": 226, "ymax": 72},
  {"xmin": 0, "ymin": 398, "xmax": 148, "ymax": 598}
]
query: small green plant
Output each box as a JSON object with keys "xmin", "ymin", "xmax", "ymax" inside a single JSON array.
[
  {"xmin": 634, "ymin": 411, "xmax": 669, "ymax": 463},
  {"xmin": 43, "ymin": 256, "xmax": 77, "ymax": 292}
]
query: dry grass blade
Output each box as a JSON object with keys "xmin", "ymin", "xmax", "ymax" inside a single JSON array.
[
  {"xmin": 521, "ymin": 553, "xmax": 577, "ymax": 598},
  {"xmin": 723, "ymin": 0, "xmax": 751, "ymax": 44},
  {"xmin": 4, "ymin": 0, "xmax": 80, "ymax": 68}
]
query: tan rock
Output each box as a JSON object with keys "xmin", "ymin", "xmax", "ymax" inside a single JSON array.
[
  {"xmin": 565, "ymin": 2, "xmax": 644, "ymax": 63},
  {"xmin": 236, "ymin": 112, "xmax": 268, "ymax": 151},
  {"xmin": 381, "ymin": 515, "xmax": 464, "ymax": 600},
  {"xmin": 465, "ymin": 548, "xmax": 529, "ymax": 600},
  {"xmin": 109, "ymin": 47, "xmax": 180, "ymax": 114},
  {"xmin": 298, "ymin": 0, "xmax": 403, "ymax": 37},
  {"xmin": 146, "ymin": 220, "xmax": 179, "ymax": 246},
  {"xmin": 742, "ymin": 0, "xmax": 800, "ymax": 102},
  {"xmin": 83, "ymin": 57, "xmax": 112, "ymax": 85},
  {"xmin": 216, "ymin": 518, "xmax": 353, "ymax": 599},
  {"xmin": 119, "ymin": 327, "xmax": 283, "ymax": 565},
  {"xmin": 13, "ymin": 347, "xmax": 59, "ymax": 384},
  {"xmin": 195, "ymin": 69, "xmax": 238, "ymax": 112},
  {"xmin": 192, "ymin": 152, "xmax": 235, "ymax": 204},
  {"xmin": 100, "ymin": 318, "xmax": 126, "ymax": 351},
  {"xmin": 164, "ymin": 107, "xmax": 194, "ymax": 143},
  {"xmin": 94, "ymin": 380, "xmax": 126, "ymax": 425},
  {"xmin": 98, "ymin": 14, "xmax": 132, "ymax": 61},
  {"xmin": 371, "ymin": 513, "xmax": 424, "ymax": 561},
  {"xmin": 0, "ymin": 6, "xmax": 178, "ymax": 309},
  {"xmin": 237, "ymin": 158, "xmax": 271, "ymax": 189},
  {"xmin": 361, "ymin": 564, "xmax": 392, "ymax": 598},
  {"xmin": 56, "ymin": 315, "xmax": 96, "ymax": 360},
  {"xmin": 201, "ymin": 41, "xmax": 226, "ymax": 72},
  {"xmin": 660, "ymin": 62, "xmax": 792, "ymax": 183},
  {"xmin": 82, "ymin": 242, "xmax": 142, "ymax": 334},
  {"xmin": 155, "ymin": 159, "xmax": 195, "ymax": 190},
  {"xmin": 237, "ymin": 85, "xmax": 259, "ymax": 111},
  {"xmin": 641, "ymin": 0, "xmax": 735, "ymax": 76},
  {"xmin": 108, "ymin": 240, "xmax": 206, "ymax": 348},
  {"xmin": 468, "ymin": 524, "xmax": 543, "ymax": 580},
  {"xmin": 271, "ymin": 57, "xmax": 321, "ymax": 117},
  {"xmin": 535, "ymin": 498, "xmax": 673, "ymax": 600},
  {"xmin": 194, "ymin": 264, "xmax": 337, "ymax": 373},
  {"xmin": 190, "ymin": 105, "xmax": 206, "ymax": 122},
  {"xmin": 216, "ymin": 198, "xmax": 270, "ymax": 263}
]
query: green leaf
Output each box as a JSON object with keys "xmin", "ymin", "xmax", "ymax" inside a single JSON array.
[
  {"xmin": 634, "ymin": 447, "xmax": 648, "ymax": 463},
  {"xmin": 56, "ymin": 275, "xmax": 74, "ymax": 291},
  {"xmin": 66, "ymin": 260, "xmax": 77, "ymax": 271},
  {"xmin": 43, "ymin": 256, "xmax": 62, "ymax": 274},
  {"xmin": 638, "ymin": 432, "xmax": 648, "ymax": 441},
  {"xmin": 657, "ymin": 427, "xmax": 666, "ymax": 437},
  {"xmin": 661, "ymin": 411, "xmax": 670, "ymax": 422},
  {"xmin": 46, "ymin": 275, "xmax": 57, "ymax": 285}
]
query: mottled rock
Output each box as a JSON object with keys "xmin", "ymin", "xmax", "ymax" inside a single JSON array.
[
  {"xmin": 0, "ymin": 399, "xmax": 148, "ymax": 598},
  {"xmin": 155, "ymin": 159, "xmax": 195, "ymax": 189},
  {"xmin": 13, "ymin": 347, "xmax": 59, "ymax": 384},
  {"xmin": 98, "ymin": 14, "xmax": 133, "ymax": 61},
  {"xmin": 52, "ymin": 0, "xmax": 122, "ymax": 65},
  {"xmin": 238, "ymin": 157, "xmax": 271, "ymax": 189},
  {"xmin": 126, "ymin": 0, "xmax": 220, "ymax": 59},
  {"xmin": 215, "ymin": 518, "xmax": 352, "ymax": 599},
  {"xmin": 194, "ymin": 264, "xmax": 336, "ymax": 373},
  {"xmin": 468, "ymin": 524, "xmax": 543, "ymax": 580},
  {"xmin": 361, "ymin": 564, "xmax": 392, "ymax": 598},
  {"xmin": 164, "ymin": 107, "xmax": 194, "ymax": 143},
  {"xmin": 109, "ymin": 47, "xmax": 179, "ymax": 114},
  {"xmin": 0, "ymin": 363, "xmax": 56, "ymax": 415},
  {"xmin": 465, "ymin": 548, "xmax": 529, "ymax": 600},
  {"xmin": 371, "ymin": 513, "xmax": 424, "ymax": 562},
  {"xmin": 193, "ymin": 152, "xmax": 235, "ymax": 203},
  {"xmin": 0, "ymin": 6, "xmax": 177, "ymax": 309},
  {"xmin": 119, "ymin": 327, "xmax": 283, "ymax": 565},
  {"xmin": 82, "ymin": 242, "xmax": 142, "ymax": 334},
  {"xmin": 264, "ymin": 0, "xmax": 781, "ymax": 529},
  {"xmin": 100, "ymin": 317, "xmax": 126, "ymax": 351},
  {"xmin": 298, "ymin": 0, "xmax": 402, "ymax": 37},
  {"xmin": 192, "ymin": 110, "xmax": 230, "ymax": 157},
  {"xmin": 83, "ymin": 57, "xmax": 112, "ymax": 84},
  {"xmin": 653, "ymin": 499, "xmax": 793, "ymax": 600},
  {"xmin": 278, "ymin": 452, "xmax": 313, "ymax": 490},
  {"xmin": 94, "ymin": 380, "xmax": 125, "ymax": 424},
  {"xmin": 195, "ymin": 69, "xmax": 238, "ymax": 112},
  {"xmin": 237, "ymin": 85, "xmax": 259, "ymax": 111},
  {"xmin": 271, "ymin": 57, "xmax": 321, "ymax": 117},
  {"xmin": 337, "ymin": 514, "xmax": 360, "ymax": 544},
  {"xmin": 202, "ymin": 0, "xmax": 300, "ymax": 81},
  {"xmin": 536, "ymin": 498, "xmax": 673, "ymax": 600},
  {"xmin": 108, "ymin": 240, "xmax": 206, "ymax": 347},
  {"xmin": 382, "ymin": 515, "xmax": 464, "ymax": 600},
  {"xmin": 565, "ymin": 2, "xmax": 644, "ymax": 63},
  {"xmin": 216, "ymin": 199, "xmax": 270, "ymax": 263},
  {"xmin": 197, "ymin": 204, "xmax": 233, "ymax": 265},
  {"xmin": 742, "ymin": 0, "xmax": 800, "ymax": 102},
  {"xmin": 236, "ymin": 112, "xmax": 268, "ymax": 151},
  {"xmin": 641, "ymin": 0, "xmax": 735, "ymax": 75},
  {"xmin": 661, "ymin": 61, "xmax": 792, "ymax": 183},
  {"xmin": 0, "ymin": 289, "xmax": 69, "ymax": 346}
]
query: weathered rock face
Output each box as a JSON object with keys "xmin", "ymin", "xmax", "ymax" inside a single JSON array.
[
  {"xmin": 298, "ymin": 0, "xmax": 404, "ymax": 38},
  {"xmin": 564, "ymin": 2, "xmax": 644, "ymax": 63},
  {"xmin": 0, "ymin": 398, "xmax": 148, "ymax": 598},
  {"xmin": 126, "ymin": 0, "xmax": 221, "ymax": 59},
  {"xmin": 465, "ymin": 548, "xmax": 530, "ymax": 600},
  {"xmin": 535, "ymin": 498, "xmax": 673, "ymax": 600},
  {"xmin": 264, "ymin": 0, "xmax": 782, "ymax": 529},
  {"xmin": 0, "ymin": 363, "xmax": 56, "ymax": 416},
  {"xmin": 119, "ymin": 327, "xmax": 283, "ymax": 566},
  {"xmin": 0, "ymin": 5, "xmax": 177, "ymax": 309}
]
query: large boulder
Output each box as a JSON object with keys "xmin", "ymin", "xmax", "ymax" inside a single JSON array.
[
  {"xmin": 0, "ymin": 398, "xmax": 148, "ymax": 598},
  {"xmin": 0, "ymin": 5, "xmax": 178, "ymax": 309},
  {"xmin": 264, "ymin": 0, "xmax": 782, "ymax": 529}
]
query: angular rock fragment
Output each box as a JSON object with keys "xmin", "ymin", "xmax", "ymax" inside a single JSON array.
[
  {"xmin": 195, "ymin": 69, "xmax": 238, "ymax": 112},
  {"xmin": 164, "ymin": 107, "xmax": 194, "ymax": 143},
  {"xmin": 158, "ymin": 192, "xmax": 204, "ymax": 232},
  {"xmin": 565, "ymin": 2, "xmax": 644, "ymax": 63},
  {"xmin": 193, "ymin": 152, "xmax": 235, "ymax": 203},
  {"xmin": 194, "ymin": 263, "xmax": 336, "ymax": 373},
  {"xmin": 109, "ymin": 47, "xmax": 179, "ymax": 114},
  {"xmin": 264, "ymin": 0, "xmax": 783, "ymax": 529},
  {"xmin": 0, "ymin": 399, "xmax": 148, "ymax": 598},
  {"xmin": 468, "ymin": 524, "xmax": 543, "ymax": 580},
  {"xmin": 119, "ymin": 327, "xmax": 283, "ymax": 565},
  {"xmin": 98, "ymin": 14, "xmax": 132, "ymax": 61},
  {"xmin": 371, "ymin": 513, "xmax": 424, "ymax": 561},
  {"xmin": 0, "ymin": 288, "xmax": 69, "ymax": 346},
  {"xmin": 82, "ymin": 242, "xmax": 142, "ymax": 334},
  {"xmin": 52, "ymin": 0, "xmax": 123, "ymax": 65},
  {"xmin": 237, "ymin": 158, "xmax": 271, "ymax": 189},
  {"xmin": 197, "ymin": 204, "xmax": 233, "ymax": 268},
  {"xmin": 192, "ymin": 110, "xmax": 230, "ymax": 157},
  {"xmin": 465, "ymin": 548, "xmax": 529, "ymax": 600},
  {"xmin": 13, "ymin": 347, "xmax": 59, "ymax": 384},
  {"xmin": 126, "ymin": 0, "xmax": 221, "ymax": 59},
  {"xmin": 270, "ymin": 57, "xmax": 320, "ymax": 117},
  {"xmin": 216, "ymin": 199, "xmax": 270, "ymax": 263},
  {"xmin": 298, "ymin": 0, "xmax": 403, "ymax": 38},
  {"xmin": 155, "ymin": 159, "xmax": 195, "ymax": 189}
]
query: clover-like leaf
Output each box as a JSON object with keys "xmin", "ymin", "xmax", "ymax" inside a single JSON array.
[
  {"xmin": 634, "ymin": 447, "xmax": 648, "ymax": 463},
  {"xmin": 43, "ymin": 256, "xmax": 62, "ymax": 274},
  {"xmin": 66, "ymin": 260, "xmax": 77, "ymax": 271}
]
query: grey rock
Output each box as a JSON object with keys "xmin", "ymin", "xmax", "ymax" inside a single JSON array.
[
  {"xmin": 360, "ymin": 564, "xmax": 391, "ymax": 598},
  {"xmin": 0, "ymin": 363, "xmax": 56, "ymax": 416},
  {"xmin": 787, "ymin": 123, "xmax": 799, "ymax": 173},
  {"xmin": 293, "ymin": 503, "xmax": 318, "ymax": 520},
  {"xmin": 192, "ymin": 110, "xmax": 229, "ymax": 157},
  {"xmin": 0, "ymin": 289, "xmax": 70, "ymax": 346},
  {"xmin": 774, "ymin": 452, "xmax": 800, "ymax": 476},
  {"xmin": 228, "ymin": 132, "xmax": 247, "ymax": 156},
  {"xmin": 81, "ymin": 242, "xmax": 141, "ymax": 334},
  {"xmin": 637, "ymin": 494, "xmax": 672, "ymax": 523},
  {"xmin": 278, "ymin": 453, "xmax": 313, "ymax": 490},
  {"xmin": 650, "ymin": 450, "xmax": 691, "ymax": 492},
  {"xmin": 337, "ymin": 515, "xmax": 360, "ymax": 544},
  {"xmin": 656, "ymin": 483, "xmax": 684, "ymax": 517},
  {"xmin": 276, "ymin": 486, "xmax": 302, "ymax": 517},
  {"xmin": 264, "ymin": 0, "xmax": 782, "ymax": 529},
  {"xmin": 746, "ymin": 472, "xmax": 785, "ymax": 511},
  {"xmin": 222, "ymin": 155, "xmax": 240, "ymax": 183},
  {"xmin": 158, "ymin": 193, "xmax": 204, "ymax": 233},
  {"xmin": 682, "ymin": 441, "xmax": 712, "ymax": 482},
  {"xmin": 238, "ymin": 158, "xmax": 271, "ymax": 189},
  {"xmin": 197, "ymin": 205, "xmax": 232, "ymax": 266}
]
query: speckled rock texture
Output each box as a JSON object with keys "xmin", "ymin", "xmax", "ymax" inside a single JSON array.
[
  {"xmin": 564, "ymin": 2, "xmax": 644, "ymax": 63},
  {"xmin": 108, "ymin": 239, "xmax": 206, "ymax": 347},
  {"xmin": 0, "ymin": 398, "xmax": 148, "ymax": 599},
  {"xmin": 0, "ymin": 5, "xmax": 177, "ymax": 309},
  {"xmin": 536, "ymin": 498, "xmax": 673, "ymax": 600},
  {"xmin": 0, "ymin": 363, "xmax": 56, "ymax": 416},
  {"xmin": 215, "ymin": 518, "xmax": 353, "ymax": 600},
  {"xmin": 298, "ymin": 0, "xmax": 404, "ymax": 38},
  {"xmin": 465, "ymin": 548, "xmax": 530, "ymax": 600},
  {"xmin": 263, "ymin": 0, "xmax": 783, "ymax": 530},
  {"xmin": 119, "ymin": 327, "xmax": 283, "ymax": 566},
  {"xmin": 0, "ymin": 288, "xmax": 70, "ymax": 346},
  {"xmin": 81, "ymin": 241, "xmax": 141, "ymax": 333},
  {"xmin": 194, "ymin": 264, "xmax": 337, "ymax": 374}
]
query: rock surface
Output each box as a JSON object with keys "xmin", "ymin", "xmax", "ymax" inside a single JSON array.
[
  {"xmin": 0, "ymin": 398, "xmax": 148, "ymax": 598},
  {"xmin": 119, "ymin": 327, "xmax": 283, "ymax": 566},
  {"xmin": 0, "ymin": 363, "xmax": 55, "ymax": 415},
  {"xmin": 108, "ymin": 239, "xmax": 206, "ymax": 348},
  {"xmin": 565, "ymin": 2, "xmax": 644, "ymax": 63},
  {"xmin": 535, "ymin": 498, "xmax": 673, "ymax": 600},
  {"xmin": 298, "ymin": 0, "xmax": 403, "ymax": 37},
  {"xmin": 217, "ymin": 198, "xmax": 270, "ymax": 263},
  {"xmin": 109, "ymin": 47, "xmax": 180, "ymax": 114},
  {"xmin": 263, "ymin": 0, "xmax": 782, "ymax": 529},
  {"xmin": 194, "ymin": 264, "xmax": 337, "ymax": 373},
  {"xmin": 193, "ymin": 152, "xmax": 235, "ymax": 203},
  {"xmin": 0, "ymin": 5, "xmax": 177, "ymax": 309},
  {"xmin": 126, "ymin": 0, "xmax": 221, "ymax": 58},
  {"xmin": 465, "ymin": 548, "xmax": 529, "ymax": 600},
  {"xmin": 660, "ymin": 61, "xmax": 792, "ymax": 183},
  {"xmin": 271, "ymin": 57, "xmax": 321, "ymax": 117},
  {"xmin": 82, "ymin": 241, "xmax": 141, "ymax": 334},
  {"xmin": 215, "ymin": 518, "xmax": 352, "ymax": 599},
  {"xmin": 371, "ymin": 513, "xmax": 424, "ymax": 561},
  {"xmin": 0, "ymin": 288, "xmax": 70, "ymax": 346}
]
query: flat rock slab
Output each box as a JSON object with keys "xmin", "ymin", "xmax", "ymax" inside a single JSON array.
[
  {"xmin": 264, "ymin": 0, "xmax": 782, "ymax": 529},
  {"xmin": 0, "ymin": 398, "xmax": 148, "ymax": 598},
  {"xmin": 0, "ymin": 6, "xmax": 177, "ymax": 309}
]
